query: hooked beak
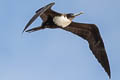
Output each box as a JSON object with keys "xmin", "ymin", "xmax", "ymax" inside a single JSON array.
[{"xmin": 73, "ymin": 11, "xmax": 84, "ymax": 17}]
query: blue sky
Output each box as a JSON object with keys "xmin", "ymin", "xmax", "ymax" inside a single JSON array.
[{"xmin": 0, "ymin": 0, "xmax": 120, "ymax": 80}]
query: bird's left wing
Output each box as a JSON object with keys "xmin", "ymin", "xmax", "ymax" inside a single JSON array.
[
  {"xmin": 62, "ymin": 22, "xmax": 111, "ymax": 78},
  {"xmin": 23, "ymin": 2, "xmax": 55, "ymax": 32}
]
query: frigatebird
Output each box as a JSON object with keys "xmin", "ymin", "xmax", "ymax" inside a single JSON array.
[{"xmin": 23, "ymin": 2, "xmax": 111, "ymax": 78}]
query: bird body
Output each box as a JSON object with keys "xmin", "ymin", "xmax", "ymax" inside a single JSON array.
[
  {"xmin": 23, "ymin": 2, "xmax": 111, "ymax": 78},
  {"xmin": 53, "ymin": 15, "xmax": 71, "ymax": 28}
]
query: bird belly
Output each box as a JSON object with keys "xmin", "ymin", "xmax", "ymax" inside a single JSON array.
[{"xmin": 53, "ymin": 16, "xmax": 71, "ymax": 28}]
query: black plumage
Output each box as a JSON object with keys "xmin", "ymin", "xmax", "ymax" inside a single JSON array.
[{"xmin": 23, "ymin": 2, "xmax": 111, "ymax": 78}]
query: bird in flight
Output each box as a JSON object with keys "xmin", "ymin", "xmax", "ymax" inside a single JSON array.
[{"xmin": 23, "ymin": 2, "xmax": 111, "ymax": 78}]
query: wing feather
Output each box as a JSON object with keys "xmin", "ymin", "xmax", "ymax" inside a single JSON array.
[
  {"xmin": 62, "ymin": 22, "xmax": 111, "ymax": 78},
  {"xmin": 23, "ymin": 2, "xmax": 55, "ymax": 32}
]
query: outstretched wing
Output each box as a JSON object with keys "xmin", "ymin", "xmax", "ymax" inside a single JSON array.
[
  {"xmin": 62, "ymin": 22, "xmax": 111, "ymax": 78},
  {"xmin": 35, "ymin": 3, "xmax": 61, "ymax": 22},
  {"xmin": 23, "ymin": 2, "xmax": 55, "ymax": 32}
]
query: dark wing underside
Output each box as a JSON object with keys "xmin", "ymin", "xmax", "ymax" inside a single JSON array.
[
  {"xmin": 62, "ymin": 22, "xmax": 111, "ymax": 78},
  {"xmin": 23, "ymin": 2, "xmax": 60, "ymax": 32},
  {"xmin": 23, "ymin": 2, "xmax": 111, "ymax": 78}
]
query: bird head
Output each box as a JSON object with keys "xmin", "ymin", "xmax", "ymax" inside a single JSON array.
[{"xmin": 66, "ymin": 11, "xmax": 84, "ymax": 20}]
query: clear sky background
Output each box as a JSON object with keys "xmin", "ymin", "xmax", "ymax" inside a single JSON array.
[{"xmin": 0, "ymin": 0, "xmax": 120, "ymax": 80}]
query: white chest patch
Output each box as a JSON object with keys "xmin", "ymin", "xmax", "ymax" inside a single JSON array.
[{"xmin": 53, "ymin": 16, "xmax": 71, "ymax": 28}]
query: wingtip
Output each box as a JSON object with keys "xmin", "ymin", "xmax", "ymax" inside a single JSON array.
[
  {"xmin": 104, "ymin": 62, "xmax": 111, "ymax": 79},
  {"xmin": 108, "ymin": 71, "xmax": 111, "ymax": 79},
  {"xmin": 22, "ymin": 27, "xmax": 28, "ymax": 34},
  {"xmin": 22, "ymin": 30, "xmax": 25, "ymax": 34},
  {"xmin": 22, "ymin": 28, "xmax": 26, "ymax": 33},
  {"xmin": 48, "ymin": 2, "xmax": 55, "ymax": 7},
  {"xmin": 106, "ymin": 59, "xmax": 111, "ymax": 79},
  {"xmin": 22, "ymin": 29, "xmax": 32, "ymax": 34},
  {"xmin": 51, "ymin": 2, "xmax": 55, "ymax": 5}
]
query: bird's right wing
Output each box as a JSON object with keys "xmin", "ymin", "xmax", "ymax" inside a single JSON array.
[
  {"xmin": 23, "ymin": 2, "xmax": 55, "ymax": 32},
  {"xmin": 62, "ymin": 22, "xmax": 111, "ymax": 78}
]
